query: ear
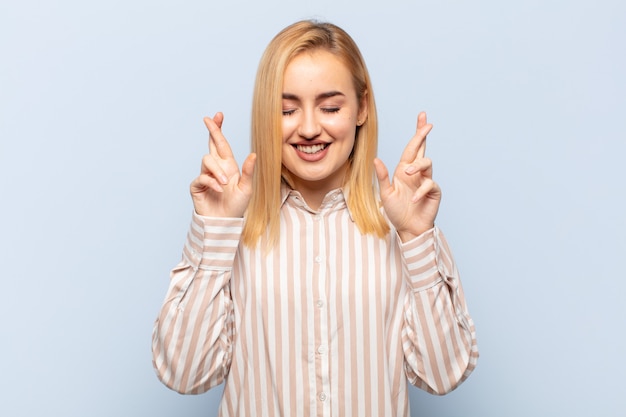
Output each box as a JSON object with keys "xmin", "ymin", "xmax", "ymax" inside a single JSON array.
[{"xmin": 357, "ymin": 90, "xmax": 369, "ymax": 126}]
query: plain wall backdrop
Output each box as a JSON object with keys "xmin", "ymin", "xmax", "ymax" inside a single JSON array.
[{"xmin": 1, "ymin": 0, "xmax": 624, "ymax": 416}]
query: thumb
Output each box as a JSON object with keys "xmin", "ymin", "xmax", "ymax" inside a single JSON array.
[
  {"xmin": 238, "ymin": 153, "xmax": 257, "ymax": 195},
  {"xmin": 373, "ymin": 158, "xmax": 392, "ymax": 197}
]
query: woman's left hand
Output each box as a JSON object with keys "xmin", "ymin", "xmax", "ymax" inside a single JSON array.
[{"xmin": 374, "ymin": 112, "xmax": 441, "ymax": 242}]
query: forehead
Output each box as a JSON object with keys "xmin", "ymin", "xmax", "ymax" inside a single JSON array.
[{"xmin": 282, "ymin": 49, "xmax": 354, "ymax": 95}]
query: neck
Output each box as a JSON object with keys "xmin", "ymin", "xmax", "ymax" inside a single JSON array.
[
  {"xmin": 284, "ymin": 166, "xmax": 348, "ymax": 211},
  {"xmin": 292, "ymin": 181, "xmax": 334, "ymax": 211}
]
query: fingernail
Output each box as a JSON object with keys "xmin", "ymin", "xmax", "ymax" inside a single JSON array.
[
  {"xmin": 405, "ymin": 165, "xmax": 417, "ymax": 174},
  {"xmin": 220, "ymin": 175, "xmax": 229, "ymax": 184}
]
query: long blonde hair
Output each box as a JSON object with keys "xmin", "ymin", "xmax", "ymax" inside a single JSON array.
[{"xmin": 242, "ymin": 20, "xmax": 389, "ymax": 247}]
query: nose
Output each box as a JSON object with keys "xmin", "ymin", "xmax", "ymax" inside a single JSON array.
[{"xmin": 297, "ymin": 109, "xmax": 322, "ymax": 140}]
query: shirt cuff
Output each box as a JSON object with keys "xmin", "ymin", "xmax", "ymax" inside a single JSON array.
[
  {"xmin": 400, "ymin": 226, "xmax": 443, "ymax": 292},
  {"xmin": 182, "ymin": 211, "xmax": 244, "ymax": 270}
]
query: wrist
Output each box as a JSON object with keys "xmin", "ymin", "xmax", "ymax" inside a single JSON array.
[{"xmin": 397, "ymin": 224, "xmax": 434, "ymax": 243}]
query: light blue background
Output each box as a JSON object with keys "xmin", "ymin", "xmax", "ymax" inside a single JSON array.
[{"xmin": 1, "ymin": 0, "xmax": 624, "ymax": 416}]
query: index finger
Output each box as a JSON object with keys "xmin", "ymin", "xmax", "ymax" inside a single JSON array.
[
  {"xmin": 399, "ymin": 112, "xmax": 433, "ymax": 163},
  {"xmin": 204, "ymin": 112, "xmax": 234, "ymax": 159}
]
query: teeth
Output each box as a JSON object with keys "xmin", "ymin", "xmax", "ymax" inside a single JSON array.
[{"xmin": 296, "ymin": 144, "xmax": 327, "ymax": 154}]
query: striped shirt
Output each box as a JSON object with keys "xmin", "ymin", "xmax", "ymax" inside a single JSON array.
[{"xmin": 152, "ymin": 187, "xmax": 478, "ymax": 417}]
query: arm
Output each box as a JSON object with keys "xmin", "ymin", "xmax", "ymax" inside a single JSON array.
[
  {"xmin": 152, "ymin": 113, "xmax": 254, "ymax": 393},
  {"xmin": 400, "ymin": 227, "xmax": 478, "ymax": 394},
  {"xmin": 375, "ymin": 112, "xmax": 478, "ymax": 392},
  {"xmin": 152, "ymin": 213, "xmax": 243, "ymax": 394}
]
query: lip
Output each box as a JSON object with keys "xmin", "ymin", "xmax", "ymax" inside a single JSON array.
[{"xmin": 292, "ymin": 142, "xmax": 330, "ymax": 162}]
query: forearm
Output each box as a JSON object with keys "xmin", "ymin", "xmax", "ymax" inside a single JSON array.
[
  {"xmin": 400, "ymin": 227, "xmax": 478, "ymax": 394},
  {"xmin": 152, "ymin": 213, "xmax": 243, "ymax": 394}
]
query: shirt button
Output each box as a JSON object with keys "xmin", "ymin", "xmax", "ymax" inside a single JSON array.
[
  {"xmin": 316, "ymin": 300, "xmax": 324, "ymax": 308},
  {"xmin": 314, "ymin": 214, "xmax": 321, "ymax": 221},
  {"xmin": 318, "ymin": 392, "xmax": 327, "ymax": 402},
  {"xmin": 315, "ymin": 255, "xmax": 322, "ymax": 263},
  {"xmin": 317, "ymin": 345, "xmax": 326, "ymax": 355}
]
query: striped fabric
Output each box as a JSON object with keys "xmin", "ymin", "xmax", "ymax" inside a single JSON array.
[{"xmin": 152, "ymin": 187, "xmax": 478, "ymax": 417}]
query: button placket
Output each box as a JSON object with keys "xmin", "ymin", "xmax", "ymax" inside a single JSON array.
[{"xmin": 311, "ymin": 207, "xmax": 331, "ymax": 411}]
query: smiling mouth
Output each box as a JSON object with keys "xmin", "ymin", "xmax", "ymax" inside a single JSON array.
[{"xmin": 295, "ymin": 143, "xmax": 328, "ymax": 154}]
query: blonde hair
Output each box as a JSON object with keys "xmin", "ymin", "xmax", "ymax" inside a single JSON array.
[{"xmin": 242, "ymin": 20, "xmax": 389, "ymax": 247}]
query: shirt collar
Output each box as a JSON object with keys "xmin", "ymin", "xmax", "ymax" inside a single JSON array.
[{"xmin": 280, "ymin": 182, "xmax": 355, "ymax": 221}]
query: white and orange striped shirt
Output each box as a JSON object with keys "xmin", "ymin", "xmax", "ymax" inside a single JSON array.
[{"xmin": 152, "ymin": 187, "xmax": 478, "ymax": 417}]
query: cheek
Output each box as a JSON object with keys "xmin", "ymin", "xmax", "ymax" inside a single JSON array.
[
  {"xmin": 323, "ymin": 118, "xmax": 357, "ymax": 139},
  {"xmin": 282, "ymin": 118, "xmax": 297, "ymax": 141}
]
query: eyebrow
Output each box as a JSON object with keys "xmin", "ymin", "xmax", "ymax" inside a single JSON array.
[{"xmin": 282, "ymin": 91, "xmax": 346, "ymax": 101}]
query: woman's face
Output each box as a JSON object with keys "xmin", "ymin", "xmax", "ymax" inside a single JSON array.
[{"xmin": 281, "ymin": 49, "xmax": 367, "ymax": 195}]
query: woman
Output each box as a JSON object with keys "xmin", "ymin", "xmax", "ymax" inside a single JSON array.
[{"xmin": 152, "ymin": 20, "xmax": 478, "ymax": 416}]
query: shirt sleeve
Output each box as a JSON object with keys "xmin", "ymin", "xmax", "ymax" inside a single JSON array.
[
  {"xmin": 399, "ymin": 226, "xmax": 479, "ymax": 394},
  {"xmin": 151, "ymin": 212, "xmax": 243, "ymax": 394}
]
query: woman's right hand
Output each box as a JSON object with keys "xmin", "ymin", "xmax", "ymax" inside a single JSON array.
[{"xmin": 190, "ymin": 112, "xmax": 256, "ymax": 218}]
